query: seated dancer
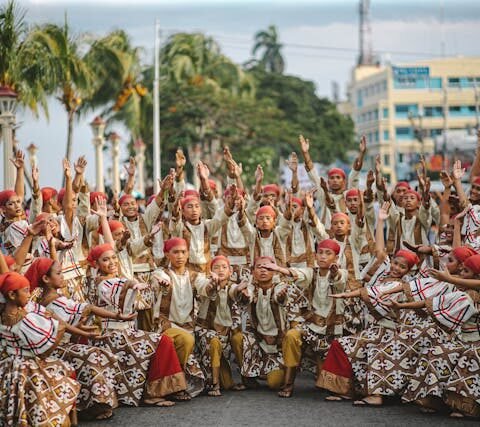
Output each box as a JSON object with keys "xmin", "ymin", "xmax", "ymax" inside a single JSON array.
[
  {"xmin": 195, "ymin": 255, "xmax": 247, "ymax": 396},
  {"xmin": 0, "ymin": 270, "xmax": 80, "ymax": 426},
  {"xmin": 87, "ymin": 243, "xmax": 189, "ymax": 406}
]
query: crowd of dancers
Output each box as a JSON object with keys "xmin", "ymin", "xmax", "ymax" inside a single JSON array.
[{"xmin": 1, "ymin": 133, "xmax": 480, "ymax": 425}]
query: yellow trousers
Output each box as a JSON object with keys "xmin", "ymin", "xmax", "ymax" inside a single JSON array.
[
  {"xmin": 282, "ymin": 329, "xmax": 302, "ymax": 368},
  {"xmin": 163, "ymin": 328, "xmax": 195, "ymax": 367},
  {"xmin": 209, "ymin": 337, "xmax": 234, "ymax": 389}
]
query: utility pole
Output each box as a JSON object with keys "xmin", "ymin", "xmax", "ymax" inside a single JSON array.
[{"xmin": 153, "ymin": 19, "xmax": 161, "ymax": 192}]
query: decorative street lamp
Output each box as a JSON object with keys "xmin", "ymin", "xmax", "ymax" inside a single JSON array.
[
  {"xmin": 89, "ymin": 116, "xmax": 106, "ymax": 192},
  {"xmin": 27, "ymin": 143, "xmax": 39, "ymax": 169},
  {"xmin": 109, "ymin": 132, "xmax": 121, "ymax": 194},
  {"xmin": 134, "ymin": 138, "xmax": 146, "ymax": 197},
  {"xmin": 0, "ymin": 86, "xmax": 18, "ymax": 189}
]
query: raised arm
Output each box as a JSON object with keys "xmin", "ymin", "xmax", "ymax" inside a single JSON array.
[
  {"xmin": 62, "ymin": 158, "xmax": 74, "ymax": 231},
  {"xmin": 91, "ymin": 197, "xmax": 114, "ymax": 246},
  {"xmin": 224, "ymin": 146, "xmax": 245, "ymax": 190},
  {"xmin": 452, "ymin": 160, "xmax": 469, "ymax": 208},
  {"xmin": 438, "ymin": 170, "xmax": 454, "ymax": 225},
  {"xmin": 12, "ymin": 150, "xmax": 25, "ymax": 199},
  {"xmin": 123, "ymin": 157, "xmax": 136, "ymax": 195},
  {"xmin": 197, "ymin": 161, "xmax": 214, "ymax": 202},
  {"xmin": 0, "ymin": 253, "xmax": 9, "ymax": 273},
  {"xmin": 286, "ymin": 152, "xmax": 299, "ymax": 195},
  {"xmin": 253, "ymin": 164, "xmax": 264, "ymax": 202},
  {"xmin": 374, "ymin": 201, "xmax": 390, "ymax": 259}
]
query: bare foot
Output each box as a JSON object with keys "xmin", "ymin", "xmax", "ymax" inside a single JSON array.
[
  {"xmin": 353, "ymin": 395, "xmax": 383, "ymax": 406},
  {"xmin": 144, "ymin": 398, "xmax": 176, "ymax": 407},
  {"xmin": 278, "ymin": 385, "xmax": 293, "ymax": 398},
  {"xmin": 325, "ymin": 394, "xmax": 350, "ymax": 401},
  {"xmin": 170, "ymin": 390, "xmax": 192, "ymax": 402},
  {"xmin": 231, "ymin": 383, "xmax": 247, "ymax": 391},
  {"xmin": 450, "ymin": 412, "xmax": 465, "ymax": 418},
  {"xmin": 95, "ymin": 409, "xmax": 113, "ymax": 420}
]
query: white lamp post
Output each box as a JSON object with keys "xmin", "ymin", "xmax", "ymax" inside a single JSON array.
[
  {"xmin": 109, "ymin": 132, "xmax": 121, "ymax": 194},
  {"xmin": 89, "ymin": 116, "xmax": 106, "ymax": 192},
  {"xmin": 27, "ymin": 143, "xmax": 38, "ymax": 169},
  {"xmin": 134, "ymin": 138, "xmax": 146, "ymax": 196},
  {"xmin": 0, "ymin": 86, "xmax": 18, "ymax": 189}
]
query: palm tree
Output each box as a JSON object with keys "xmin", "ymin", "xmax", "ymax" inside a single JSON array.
[
  {"xmin": 0, "ymin": 0, "xmax": 54, "ymax": 116},
  {"xmin": 162, "ymin": 32, "xmax": 255, "ymax": 98},
  {"xmin": 252, "ymin": 25, "xmax": 285, "ymax": 74},
  {"xmin": 28, "ymin": 17, "xmax": 92, "ymax": 161}
]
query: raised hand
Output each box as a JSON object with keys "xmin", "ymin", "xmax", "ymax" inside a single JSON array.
[
  {"xmin": 378, "ymin": 201, "xmax": 391, "ymax": 221},
  {"xmin": 124, "ymin": 157, "xmax": 136, "ymax": 177},
  {"xmin": 91, "ymin": 197, "xmax": 108, "ymax": 218},
  {"xmin": 74, "ymin": 155, "xmax": 87, "ymax": 175},
  {"xmin": 439, "ymin": 170, "xmax": 453, "ymax": 189},
  {"xmin": 452, "ymin": 159, "xmax": 465, "ymax": 181},
  {"xmin": 366, "ymin": 170, "xmax": 375, "ymax": 188},
  {"xmin": 62, "ymin": 158, "xmax": 72, "ymax": 179},
  {"xmin": 304, "ymin": 188, "xmax": 316, "ymax": 209},
  {"xmin": 255, "ymin": 164, "xmax": 264, "ymax": 184},
  {"xmin": 285, "ymin": 152, "xmax": 298, "ymax": 172},
  {"xmin": 175, "ymin": 148, "xmax": 186, "ymax": 169},
  {"xmin": 276, "ymin": 285, "xmax": 289, "ymax": 303},
  {"xmin": 32, "ymin": 165, "xmax": 39, "ymax": 185},
  {"xmin": 359, "ymin": 135, "xmax": 367, "ymax": 154},
  {"xmin": 298, "ymin": 135, "xmax": 310, "ymax": 152},
  {"xmin": 10, "ymin": 150, "xmax": 25, "ymax": 169},
  {"xmin": 197, "ymin": 161, "xmax": 210, "ymax": 180}
]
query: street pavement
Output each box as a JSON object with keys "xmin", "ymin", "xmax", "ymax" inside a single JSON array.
[{"xmin": 82, "ymin": 373, "xmax": 475, "ymax": 427}]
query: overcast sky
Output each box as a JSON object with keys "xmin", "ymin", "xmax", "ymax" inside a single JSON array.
[{"xmin": 6, "ymin": 0, "xmax": 480, "ymax": 190}]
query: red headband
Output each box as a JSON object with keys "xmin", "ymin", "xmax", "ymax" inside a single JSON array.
[
  {"xmin": 345, "ymin": 188, "xmax": 360, "ymax": 199},
  {"xmin": 97, "ymin": 220, "xmax": 125, "ymax": 236},
  {"xmin": 292, "ymin": 197, "xmax": 303, "ymax": 207},
  {"xmin": 256, "ymin": 205, "xmax": 276, "ymax": 218},
  {"xmin": 394, "ymin": 249, "xmax": 420, "ymax": 269},
  {"xmin": 41, "ymin": 187, "xmax": 58, "ymax": 203},
  {"xmin": 164, "ymin": 237, "xmax": 188, "ymax": 253},
  {"xmin": 328, "ymin": 168, "xmax": 346, "ymax": 179},
  {"xmin": 404, "ymin": 189, "xmax": 421, "ymax": 201},
  {"xmin": 90, "ymin": 191, "xmax": 107, "ymax": 206},
  {"xmin": 24, "ymin": 258, "xmax": 55, "ymax": 291},
  {"xmin": 184, "ymin": 189, "xmax": 200, "ymax": 198},
  {"xmin": 451, "ymin": 246, "xmax": 477, "ymax": 263},
  {"xmin": 331, "ymin": 212, "xmax": 350, "ymax": 223},
  {"xmin": 395, "ymin": 181, "xmax": 411, "ymax": 190},
  {"xmin": 223, "ymin": 186, "xmax": 246, "ymax": 198},
  {"xmin": 119, "ymin": 194, "xmax": 135, "ymax": 206},
  {"xmin": 181, "ymin": 196, "xmax": 199, "ymax": 209},
  {"xmin": 0, "ymin": 272, "xmax": 30, "ymax": 296},
  {"xmin": 208, "ymin": 179, "xmax": 217, "ymax": 190},
  {"xmin": 0, "ymin": 190, "xmax": 17, "ymax": 207},
  {"xmin": 210, "ymin": 255, "xmax": 230, "ymax": 268},
  {"xmin": 87, "ymin": 243, "xmax": 114, "ymax": 267},
  {"xmin": 262, "ymin": 184, "xmax": 280, "ymax": 196},
  {"xmin": 316, "ymin": 239, "xmax": 341, "ymax": 255}
]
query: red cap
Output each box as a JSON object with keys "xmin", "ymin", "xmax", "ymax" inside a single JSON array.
[
  {"xmin": 208, "ymin": 179, "xmax": 217, "ymax": 190},
  {"xmin": 262, "ymin": 184, "xmax": 280, "ymax": 196},
  {"xmin": 57, "ymin": 188, "xmax": 66, "ymax": 205},
  {"xmin": 41, "ymin": 187, "xmax": 58, "ymax": 203},
  {"xmin": 464, "ymin": 254, "xmax": 480, "ymax": 274},
  {"xmin": 256, "ymin": 205, "xmax": 276, "ymax": 218},
  {"xmin": 24, "ymin": 258, "xmax": 55, "ymax": 291},
  {"xmin": 328, "ymin": 168, "xmax": 346, "ymax": 179},
  {"xmin": 0, "ymin": 272, "xmax": 30, "ymax": 296},
  {"xmin": 451, "ymin": 246, "xmax": 477, "ymax": 263},
  {"xmin": 87, "ymin": 243, "xmax": 114, "ymax": 267},
  {"xmin": 345, "ymin": 188, "xmax": 360, "ymax": 199},
  {"xmin": 316, "ymin": 238, "xmax": 341, "ymax": 255},
  {"xmin": 223, "ymin": 186, "xmax": 246, "ymax": 198},
  {"xmin": 97, "ymin": 220, "xmax": 125, "ymax": 235},
  {"xmin": 90, "ymin": 191, "xmax": 107, "ymax": 206},
  {"xmin": 119, "ymin": 194, "xmax": 135, "ymax": 206},
  {"xmin": 394, "ymin": 249, "xmax": 420, "ymax": 268},
  {"xmin": 163, "ymin": 237, "xmax": 188, "ymax": 253},
  {"xmin": 210, "ymin": 255, "xmax": 230, "ymax": 268},
  {"xmin": 0, "ymin": 190, "xmax": 17, "ymax": 207}
]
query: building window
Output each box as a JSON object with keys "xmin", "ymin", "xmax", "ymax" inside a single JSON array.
[
  {"xmin": 383, "ymin": 154, "xmax": 390, "ymax": 166},
  {"xmin": 429, "ymin": 77, "xmax": 442, "ymax": 89},
  {"xmin": 430, "ymin": 129, "xmax": 443, "ymax": 137},
  {"xmin": 424, "ymin": 106, "xmax": 443, "ymax": 117},
  {"xmin": 449, "ymin": 106, "xmax": 477, "ymax": 116},
  {"xmin": 383, "ymin": 107, "xmax": 389, "ymax": 118},
  {"xmin": 448, "ymin": 77, "xmax": 480, "ymax": 88},
  {"xmin": 375, "ymin": 131, "xmax": 379, "ymax": 142},
  {"xmin": 383, "ymin": 130, "xmax": 389, "ymax": 141},
  {"xmin": 398, "ymin": 153, "xmax": 404, "ymax": 163},
  {"xmin": 395, "ymin": 104, "xmax": 418, "ymax": 118},
  {"xmin": 396, "ymin": 127, "xmax": 412, "ymax": 140}
]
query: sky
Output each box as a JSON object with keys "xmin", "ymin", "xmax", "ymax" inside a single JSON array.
[{"xmin": 6, "ymin": 0, "xmax": 480, "ymax": 190}]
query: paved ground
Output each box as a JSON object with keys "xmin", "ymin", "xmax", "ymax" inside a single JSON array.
[{"xmin": 82, "ymin": 373, "xmax": 475, "ymax": 427}]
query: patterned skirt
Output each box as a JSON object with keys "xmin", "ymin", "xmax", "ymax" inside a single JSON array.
[
  {"xmin": 195, "ymin": 327, "xmax": 232, "ymax": 383},
  {"xmin": 0, "ymin": 355, "xmax": 79, "ymax": 427},
  {"xmin": 240, "ymin": 331, "xmax": 283, "ymax": 378},
  {"xmin": 51, "ymin": 343, "xmax": 121, "ymax": 414}
]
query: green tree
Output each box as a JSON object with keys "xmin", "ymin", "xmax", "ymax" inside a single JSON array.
[
  {"xmin": 252, "ymin": 25, "xmax": 285, "ymax": 74},
  {"xmin": 0, "ymin": 0, "xmax": 54, "ymax": 116},
  {"xmin": 29, "ymin": 18, "xmax": 92, "ymax": 161}
]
